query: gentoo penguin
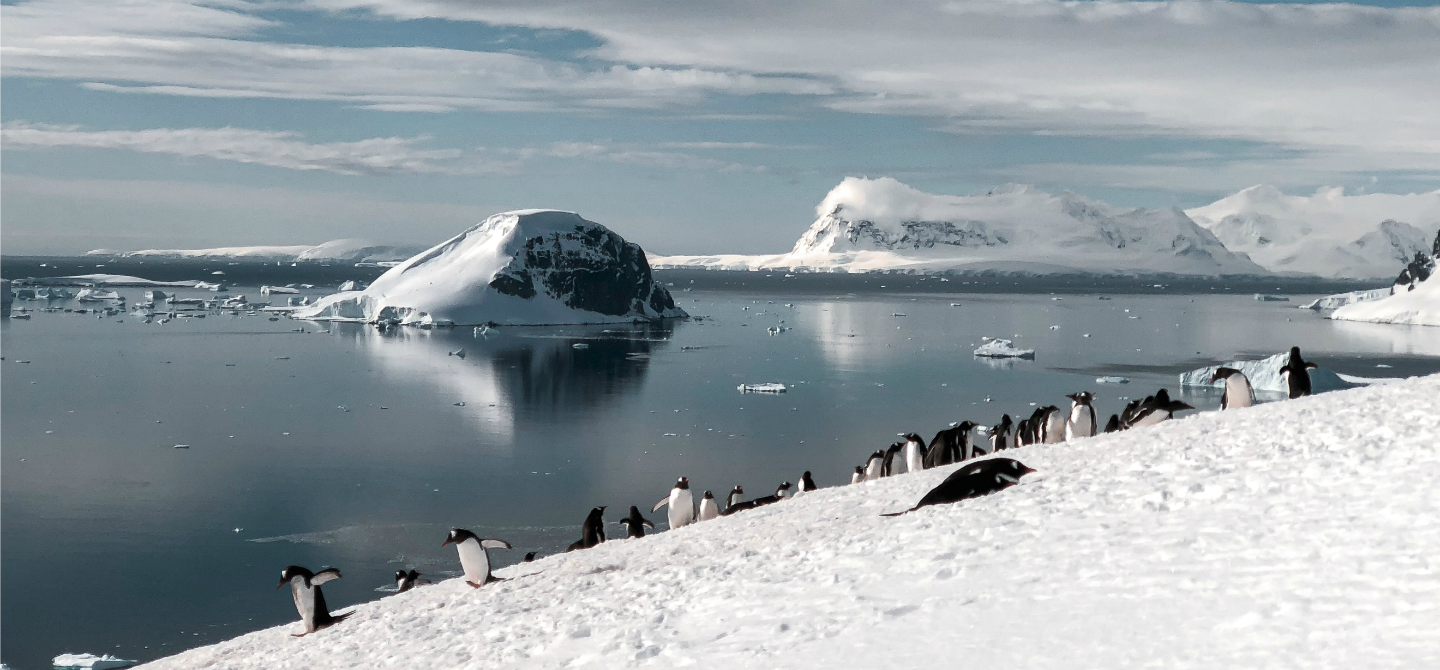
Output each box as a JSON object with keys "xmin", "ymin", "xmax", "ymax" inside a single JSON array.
[
  {"xmin": 1208, "ymin": 367, "xmax": 1255, "ymax": 409},
  {"xmin": 1103, "ymin": 414, "xmax": 1121, "ymax": 433},
  {"xmin": 442, "ymin": 528, "xmax": 513, "ymax": 588},
  {"xmin": 882, "ymin": 458, "xmax": 1036, "ymax": 516},
  {"xmin": 617, "ymin": 506, "xmax": 655, "ymax": 538},
  {"xmin": 1127, "ymin": 389, "xmax": 1194, "ymax": 427},
  {"xmin": 721, "ymin": 482, "xmax": 792, "ymax": 515},
  {"xmin": 864, "ymin": 450, "xmax": 886, "ymax": 480},
  {"xmin": 523, "ymin": 552, "xmax": 538, "ymax": 562},
  {"xmin": 902, "ymin": 433, "xmax": 927, "ymax": 473},
  {"xmin": 1119, "ymin": 397, "xmax": 1145, "ymax": 428},
  {"xmin": 1041, "ymin": 405, "xmax": 1067, "ymax": 444},
  {"xmin": 989, "ymin": 415, "xmax": 1013, "ymax": 453},
  {"xmin": 566, "ymin": 506, "xmax": 608, "ymax": 551},
  {"xmin": 1064, "ymin": 392, "xmax": 1097, "ymax": 441},
  {"xmin": 924, "ymin": 422, "xmax": 978, "ymax": 468},
  {"xmin": 726, "ymin": 485, "xmax": 745, "ymax": 510},
  {"xmin": 394, "ymin": 569, "xmax": 429, "ymax": 593},
  {"xmin": 277, "ymin": 565, "xmax": 352, "ymax": 635},
  {"xmin": 851, "ymin": 466, "xmax": 865, "ymax": 484},
  {"xmin": 1020, "ymin": 407, "xmax": 1048, "ymax": 445},
  {"xmin": 652, "ymin": 477, "xmax": 696, "ymax": 529},
  {"xmin": 697, "ymin": 491, "xmax": 721, "ymax": 521},
  {"xmin": 800, "ymin": 471, "xmax": 818, "ymax": 492},
  {"xmin": 1278, "ymin": 347, "xmax": 1318, "ymax": 399},
  {"xmin": 881, "ymin": 442, "xmax": 904, "ymax": 477}
]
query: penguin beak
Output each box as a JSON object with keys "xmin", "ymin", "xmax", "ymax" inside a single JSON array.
[
  {"xmin": 441, "ymin": 539, "xmax": 452, "ymax": 547},
  {"xmin": 276, "ymin": 578, "xmax": 286, "ymax": 590}
]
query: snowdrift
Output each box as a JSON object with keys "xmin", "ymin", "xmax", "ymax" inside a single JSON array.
[
  {"xmin": 142, "ymin": 375, "xmax": 1440, "ymax": 669},
  {"xmin": 1330, "ymin": 275, "xmax": 1440, "ymax": 327},
  {"xmin": 654, "ymin": 178, "xmax": 1266, "ymax": 276},
  {"xmin": 295, "ymin": 210, "xmax": 686, "ymax": 326}
]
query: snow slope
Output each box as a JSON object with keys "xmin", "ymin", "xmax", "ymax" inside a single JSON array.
[
  {"xmin": 1186, "ymin": 185, "xmax": 1440, "ymax": 279},
  {"xmin": 86, "ymin": 240, "xmax": 420, "ymax": 263},
  {"xmin": 295, "ymin": 210, "xmax": 686, "ymax": 326},
  {"xmin": 1331, "ymin": 275, "xmax": 1440, "ymax": 327},
  {"xmin": 142, "ymin": 375, "xmax": 1440, "ymax": 669},
  {"xmin": 654, "ymin": 178, "xmax": 1266, "ymax": 276}
]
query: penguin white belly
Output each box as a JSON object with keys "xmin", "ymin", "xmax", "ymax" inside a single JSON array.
[
  {"xmin": 697, "ymin": 496, "xmax": 719, "ymax": 521},
  {"xmin": 904, "ymin": 442, "xmax": 923, "ymax": 473},
  {"xmin": 289, "ymin": 579, "xmax": 317, "ymax": 631},
  {"xmin": 1226, "ymin": 376, "xmax": 1254, "ymax": 409},
  {"xmin": 865, "ymin": 459, "xmax": 883, "ymax": 480},
  {"xmin": 668, "ymin": 489, "xmax": 694, "ymax": 529},
  {"xmin": 1044, "ymin": 413, "xmax": 1067, "ymax": 444},
  {"xmin": 851, "ymin": 472, "xmax": 863, "ymax": 484},
  {"xmin": 1066, "ymin": 407, "xmax": 1094, "ymax": 441},
  {"xmin": 1130, "ymin": 410, "xmax": 1169, "ymax": 427},
  {"xmin": 456, "ymin": 540, "xmax": 491, "ymax": 584}
]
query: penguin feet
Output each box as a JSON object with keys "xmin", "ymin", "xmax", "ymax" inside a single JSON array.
[{"xmin": 466, "ymin": 580, "xmax": 483, "ymax": 589}]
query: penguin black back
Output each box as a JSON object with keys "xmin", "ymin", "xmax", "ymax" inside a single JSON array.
[
  {"xmin": 881, "ymin": 441, "xmax": 903, "ymax": 476},
  {"xmin": 1279, "ymin": 346, "xmax": 1317, "ymax": 399},
  {"xmin": 1103, "ymin": 414, "xmax": 1121, "ymax": 433},
  {"xmin": 800, "ymin": 471, "xmax": 817, "ymax": 492},
  {"xmin": 883, "ymin": 459, "xmax": 1036, "ymax": 516},
  {"xmin": 618, "ymin": 505, "xmax": 654, "ymax": 539}
]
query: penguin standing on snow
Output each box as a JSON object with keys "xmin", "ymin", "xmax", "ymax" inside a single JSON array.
[
  {"xmin": 1278, "ymin": 347, "xmax": 1318, "ymax": 399},
  {"xmin": 652, "ymin": 477, "xmax": 696, "ymax": 529},
  {"xmin": 902, "ymin": 433, "xmax": 927, "ymax": 473},
  {"xmin": 882, "ymin": 459, "xmax": 1036, "ymax": 516},
  {"xmin": 924, "ymin": 422, "xmax": 977, "ymax": 468},
  {"xmin": 800, "ymin": 471, "xmax": 818, "ymax": 492},
  {"xmin": 277, "ymin": 565, "xmax": 352, "ymax": 636},
  {"xmin": 1103, "ymin": 414, "xmax": 1122, "ymax": 433},
  {"xmin": 1127, "ymin": 389, "xmax": 1194, "ymax": 427},
  {"xmin": 394, "ymin": 569, "xmax": 430, "ymax": 593},
  {"xmin": 1208, "ymin": 367, "xmax": 1255, "ymax": 409},
  {"xmin": 864, "ymin": 450, "xmax": 886, "ymax": 480},
  {"xmin": 617, "ymin": 506, "xmax": 655, "ymax": 538},
  {"xmin": 698, "ymin": 491, "xmax": 721, "ymax": 521},
  {"xmin": 1065, "ymin": 392, "xmax": 1097, "ymax": 441},
  {"xmin": 988, "ymin": 415, "xmax": 1013, "ymax": 452},
  {"xmin": 851, "ymin": 466, "xmax": 865, "ymax": 484},
  {"xmin": 442, "ymin": 528, "xmax": 513, "ymax": 588},
  {"xmin": 1041, "ymin": 405, "xmax": 1067, "ymax": 444},
  {"xmin": 566, "ymin": 506, "xmax": 607, "ymax": 551},
  {"xmin": 726, "ymin": 485, "xmax": 746, "ymax": 510},
  {"xmin": 881, "ymin": 441, "xmax": 904, "ymax": 477}
]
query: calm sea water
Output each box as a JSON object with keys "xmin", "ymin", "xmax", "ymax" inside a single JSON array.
[{"xmin": 4, "ymin": 274, "xmax": 1439, "ymax": 668}]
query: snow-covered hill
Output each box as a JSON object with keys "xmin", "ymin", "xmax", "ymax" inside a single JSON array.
[
  {"xmin": 85, "ymin": 239, "xmax": 422, "ymax": 264},
  {"xmin": 1186, "ymin": 185, "xmax": 1440, "ymax": 280},
  {"xmin": 295, "ymin": 210, "xmax": 686, "ymax": 326},
  {"xmin": 654, "ymin": 178, "xmax": 1266, "ymax": 276},
  {"xmin": 141, "ymin": 375, "xmax": 1440, "ymax": 669},
  {"xmin": 1331, "ymin": 275, "xmax": 1440, "ymax": 327}
]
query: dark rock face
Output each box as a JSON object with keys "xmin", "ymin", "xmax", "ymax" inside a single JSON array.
[{"xmin": 488, "ymin": 225, "xmax": 680, "ymax": 318}]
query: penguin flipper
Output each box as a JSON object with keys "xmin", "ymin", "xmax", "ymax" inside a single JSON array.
[
  {"xmin": 480, "ymin": 539, "xmax": 512, "ymax": 550},
  {"xmin": 642, "ymin": 518, "xmax": 655, "ymax": 529},
  {"xmin": 652, "ymin": 497, "xmax": 670, "ymax": 513},
  {"xmin": 1305, "ymin": 362, "xmax": 1318, "ymax": 369},
  {"xmin": 310, "ymin": 568, "xmax": 342, "ymax": 585}
]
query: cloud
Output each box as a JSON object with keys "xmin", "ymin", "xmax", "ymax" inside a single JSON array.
[
  {"xmin": 521, "ymin": 141, "xmax": 765, "ymax": 172},
  {"xmin": 0, "ymin": 122, "xmax": 509, "ymax": 175}
]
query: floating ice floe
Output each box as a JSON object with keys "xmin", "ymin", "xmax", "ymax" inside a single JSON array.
[
  {"xmin": 260, "ymin": 285, "xmax": 300, "ymax": 295},
  {"xmin": 1095, "ymin": 376, "xmax": 1130, "ymax": 384},
  {"xmin": 75, "ymin": 288, "xmax": 122, "ymax": 302},
  {"xmin": 1253, "ymin": 294, "xmax": 1290, "ymax": 302},
  {"xmin": 738, "ymin": 382, "xmax": 787, "ymax": 394},
  {"xmin": 973, "ymin": 339, "xmax": 1035, "ymax": 359},
  {"xmin": 572, "ymin": 343, "xmax": 590, "ymax": 349},
  {"xmin": 52, "ymin": 653, "xmax": 137, "ymax": 669},
  {"xmin": 337, "ymin": 280, "xmax": 366, "ymax": 292}
]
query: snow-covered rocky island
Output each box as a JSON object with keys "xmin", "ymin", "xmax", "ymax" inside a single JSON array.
[
  {"xmin": 140, "ymin": 375, "xmax": 1440, "ymax": 668},
  {"xmin": 295, "ymin": 210, "xmax": 686, "ymax": 326},
  {"xmin": 1331, "ymin": 273, "xmax": 1440, "ymax": 327}
]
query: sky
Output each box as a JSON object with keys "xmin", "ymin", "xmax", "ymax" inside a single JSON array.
[{"xmin": 2, "ymin": 0, "xmax": 1438, "ymax": 255}]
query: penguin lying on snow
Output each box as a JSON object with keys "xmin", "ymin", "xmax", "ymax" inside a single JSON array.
[
  {"xmin": 442, "ymin": 528, "xmax": 512, "ymax": 588},
  {"xmin": 566, "ymin": 506, "xmax": 607, "ymax": 552},
  {"xmin": 394, "ymin": 569, "xmax": 430, "ymax": 593},
  {"xmin": 882, "ymin": 458, "xmax": 1036, "ymax": 516},
  {"xmin": 652, "ymin": 477, "xmax": 696, "ymax": 529},
  {"xmin": 1279, "ymin": 346, "xmax": 1318, "ymax": 399},
  {"xmin": 1126, "ymin": 389, "xmax": 1193, "ymax": 428},
  {"xmin": 617, "ymin": 506, "xmax": 655, "ymax": 538},
  {"xmin": 1208, "ymin": 367, "xmax": 1254, "ymax": 409},
  {"xmin": 721, "ymin": 482, "xmax": 792, "ymax": 515},
  {"xmin": 277, "ymin": 565, "xmax": 352, "ymax": 636}
]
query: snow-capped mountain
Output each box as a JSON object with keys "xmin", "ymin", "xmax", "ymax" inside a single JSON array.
[
  {"xmin": 653, "ymin": 178, "xmax": 1266, "ymax": 276},
  {"xmin": 296, "ymin": 210, "xmax": 686, "ymax": 326},
  {"xmin": 85, "ymin": 239, "xmax": 422, "ymax": 264},
  {"xmin": 1185, "ymin": 185, "xmax": 1440, "ymax": 280}
]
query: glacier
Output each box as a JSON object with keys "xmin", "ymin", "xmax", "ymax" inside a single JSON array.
[
  {"xmin": 654, "ymin": 178, "xmax": 1266, "ymax": 276},
  {"xmin": 295, "ymin": 210, "xmax": 686, "ymax": 326}
]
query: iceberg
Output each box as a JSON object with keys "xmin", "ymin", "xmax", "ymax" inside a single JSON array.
[
  {"xmin": 738, "ymin": 382, "xmax": 787, "ymax": 393},
  {"xmin": 52, "ymin": 653, "xmax": 136, "ymax": 669},
  {"xmin": 973, "ymin": 339, "xmax": 1035, "ymax": 359},
  {"xmin": 1095, "ymin": 376, "xmax": 1130, "ymax": 384},
  {"xmin": 1299, "ymin": 287, "xmax": 1392, "ymax": 310},
  {"xmin": 75, "ymin": 288, "xmax": 122, "ymax": 302},
  {"xmin": 194, "ymin": 281, "xmax": 226, "ymax": 291},
  {"xmin": 1330, "ymin": 275, "xmax": 1440, "ymax": 327},
  {"xmin": 337, "ymin": 280, "xmax": 366, "ymax": 292},
  {"xmin": 1179, "ymin": 351, "xmax": 1354, "ymax": 395},
  {"xmin": 260, "ymin": 285, "xmax": 300, "ymax": 295},
  {"xmin": 295, "ymin": 210, "xmax": 686, "ymax": 326},
  {"xmin": 1253, "ymin": 294, "xmax": 1289, "ymax": 302}
]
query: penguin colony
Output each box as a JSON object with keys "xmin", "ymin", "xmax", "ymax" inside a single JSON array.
[{"xmin": 275, "ymin": 349, "xmax": 1315, "ymax": 635}]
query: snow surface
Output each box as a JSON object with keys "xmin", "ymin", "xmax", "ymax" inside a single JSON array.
[
  {"xmin": 1300, "ymin": 287, "xmax": 1393, "ymax": 310},
  {"xmin": 653, "ymin": 178, "xmax": 1265, "ymax": 276},
  {"xmin": 1331, "ymin": 275, "xmax": 1440, "ymax": 327},
  {"xmin": 142, "ymin": 375, "xmax": 1440, "ymax": 669},
  {"xmin": 1186, "ymin": 185, "xmax": 1440, "ymax": 279},
  {"xmin": 973, "ymin": 338, "xmax": 1035, "ymax": 358},
  {"xmin": 295, "ymin": 210, "xmax": 686, "ymax": 327},
  {"xmin": 1179, "ymin": 351, "xmax": 1353, "ymax": 396}
]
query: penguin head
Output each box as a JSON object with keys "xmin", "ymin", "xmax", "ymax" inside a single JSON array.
[
  {"xmin": 702, "ymin": 491, "xmax": 714, "ymax": 499},
  {"xmin": 732, "ymin": 485, "xmax": 744, "ymax": 496},
  {"xmin": 803, "ymin": 471, "xmax": 814, "ymax": 481},
  {"xmin": 524, "ymin": 552, "xmax": 537, "ymax": 562},
  {"xmin": 675, "ymin": 477, "xmax": 690, "ymax": 490},
  {"xmin": 1154, "ymin": 389, "xmax": 1172, "ymax": 404},
  {"xmin": 277, "ymin": 565, "xmax": 309, "ymax": 589},
  {"xmin": 394, "ymin": 570, "xmax": 408, "ymax": 582},
  {"xmin": 777, "ymin": 482, "xmax": 792, "ymax": 494},
  {"xmin": 1208, "ymin": 367, "xmax": 1240, "ymax": 384},
  {"xmin": 442, "ymin": 528, "xmax": 479, "ymax": 547},
  {"xmin": 1066, "ymin": 392, "xmax": 1094, "ymax": 405}
]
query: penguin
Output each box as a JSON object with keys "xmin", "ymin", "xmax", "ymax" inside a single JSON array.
[
  {"xmin": 277, "ymin": 565, "xmax": 352, "ymax": 636},
  {"xmin": 726, "ymin": 485, "xmax": 746, "ymax": 510},
  {"xmin": 1064, "ymin": 392, "xmax": 1097, "ymax": 441},
  {"xmin": 698, "ymin": 491, "xmax": 721, "ymax": 521},
  {"xmin": 882, "ymin": 458, "xmax": 1036, "ymax": 516},
  {"xmin": 1041, "ymin": 405, "xmax": 1067, "ymax": 444},
  {"xmin": 1127, "ymin": 389, "xmax": 1194, "ymax": 427},
  {"xmin": 1208, "ymin": 367, "xmax": 1255, "ymax": 409},
  {"xmin": 442, "ymin": 528, "xmax": 513, "ymax": 588},
  {"xmin": 566, "ymin": 506, "xmax": 607, "ymax": 551},
  {"xmin": 800, "ymin": 471, "xmax": 818, "ymax": 492},
  {"xmin": 989, "ymin": 415, "xmax": 1013, "ymax": 452},
  {"xmin": 851, "ymin": 466, "xmax": 865, "ymax": 484},
  {"xmin": 864, "ymin": 450, "xmax": 885, "ymax": 480},
  {"xmin": 652, "ymin": 477, "xmax": 696, "ymax": 530},
  {"xmin": 617, "ymin": 506, "xmax": 655, "ymax": 539},
  {"xmin": 523, "ymin": 552, "xmax": 538, "ymax": 562},
  {"xmin": 924, "ymin": 422, "xmax": 977, "ymax": 468},
  {"xmin": 721, "ymin": 482, "xmax": 791, "ymax": 515},
  {"xmin": 902, "ymin": 433, "xmax": 927, "ymax": 473},
  {"xmin": 1019, "ymin": 407, "xmax": 1047, "ymax": 445},
  {"xmin": 881, "ymin": 441, "xmax": 904, "ymax": 477},
  {"xmin": 775, "ymin": 481, "xmax": 793, "ymax": 500},
  {"xmin": 1103, "ymin": 414, "xmax": 1121, "ymax": 433},
  {"xmin": 394, "ymin": 569, "xmax": 429, "ymax": 593},
  {"xmin": 1278, "ymin": 346, "xmax": 1318, "ymax": 399}
]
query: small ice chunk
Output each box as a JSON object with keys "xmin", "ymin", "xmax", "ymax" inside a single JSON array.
[
  {"xmin": 973, "ymin": 339, "xmax": 1036, "ymax": 359},
  {"xmin": 260, "ymin": 285, "xmax": 299, "ymax": 295},
  {"xmin": 1095, "ymin": 376, "xmax": 1131, "ymax": 384},
  {"xmin": 52, "ymin": 653, "xmax": 137, "ymax": 669},
  {"xmin": 572, "ymin": 343, "xmax": 590, "ymax": 349},
  {"xmin": 1253, "ymin": 294, "xmax": 1290, "ymax": 302},
  {"xmin": 173, "ymin": 444, "xmax": 190, "ymax": 449},
  {"xmin": 738, "ymin": 382, "xmax": 787, "ymax": 394},
  {"xmin": 449, "ymin": 349, "xmax": 466, "ymax": 359}
]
